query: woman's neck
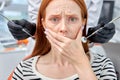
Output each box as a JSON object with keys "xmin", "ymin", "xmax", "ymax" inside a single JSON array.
[{"xmin": 38, "ymin": 47, "xmax": 70, "ymax": 66}]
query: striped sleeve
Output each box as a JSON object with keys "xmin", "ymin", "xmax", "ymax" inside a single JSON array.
[
  {"xmin": 12, "ymin": 61, "xmax": 24, "ymax": 80},
  {"xmin": 100, "ymin": 58, "xmax": 117, "ymax": 80}
]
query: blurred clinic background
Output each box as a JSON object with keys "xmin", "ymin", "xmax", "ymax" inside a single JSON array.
[{"xmin": 0, "ymin": 0, "xmax": 120, "ymax": 80}]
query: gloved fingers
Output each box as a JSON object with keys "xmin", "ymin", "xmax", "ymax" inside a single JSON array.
[
  {"xmin": 95, "ymin": 31, "xmax": 115, "ymax": 40},
  {"xmin": 93, "ymin": 37, "xmax": 109, "ymax": 43},
  {"xmin": 98, "ymin": 27, "xmax": 115, "ymax": 35},
  {"xmin": 88, "ymin": 23, "xmax": 115, "ymax": 34},
  {"xmin": 12, "ymin": 20, "xmax": 20, "ymax": 24},
  {"xmin": 8, "ymin": 28, "xmax": 31, "ymax": 34},
  {"xmin": 103, "ymin": 23, "xmax": 115, "ymax": 30},
  {"xmin": 11, "ymin": 31, "xmax": 28, "ymax": 36},
  {"xmin": 89, "ymin": 34, "xmax": 109, "ymax": 43},
  {"xmin": 89, "ymin": 29, "xmax": 115, "ymax": 43},
  {"xmin": 9, "ymin": 28, "xmax": 32, "ymax": 38},
  {"xmin": 17, "ymin": 34, "xmax": 29, "ymax": 40},
  {"xmin": 15, "ymin": 36, "xmax": 29, "ymax": 40},
  {"xmin": 88, "ymin": 36, "xmax": 108, "ymax": 43},
  {"xmin": 87, "ymin": 27, "xmax": 115, "ymax": 37},
  {"xmin": 14, "ymin": 36, "xmax": 28, "ymax": 40},
  {"xmin": 95, "ymin": 33, "xmax": 109, "ymax": 39},
  {"xmin": 12, "ymin": 33, "xmax": 29, "ymax": 40},
  {"xmin": 7, "ymin": 21, "xmax": 23, "ymax": 30},
  {"xmin": 96, "ymin": 23, "xmax": 115, "ymax": 34},
  {"xmin": 12, "ymin": 19, "xmax": 34, "ymax": 29},
  {"xmin": 98, "ymin": 23, "xmax": 115, "ymax": 34},
  {"xmin": 18, "ymin": 19, "xmax": 28, "ymax": 27},
  {"xmin": 87, "ymin": 23, "xmax": 115, "ymax": 43}
]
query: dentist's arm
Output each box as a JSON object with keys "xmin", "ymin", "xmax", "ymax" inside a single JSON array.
[{"xmin": 86, "ymin": 0, "xmax": 103, "ymax": 32}]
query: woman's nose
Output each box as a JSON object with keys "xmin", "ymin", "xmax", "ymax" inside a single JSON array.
[{"xmin": 59, "ymin": 20, "xmax": 67, "ymax": 34}]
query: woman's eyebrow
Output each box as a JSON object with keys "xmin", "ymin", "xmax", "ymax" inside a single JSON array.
[
  {"xmin": 49, "ymin": 15, "xmax": 61, "ymax": 18},
  {"xmin": 66, "ymin": 14, "xmax": 79, "ymax": 17}
]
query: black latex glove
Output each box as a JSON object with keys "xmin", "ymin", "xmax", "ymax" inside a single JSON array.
[
  {"xmin": 87, "ymin": 23, "xmax": 115, "ymax": 43},
  {"xmin": 7, "ymin": 19, "xmax": 36, "ymax": 40}
]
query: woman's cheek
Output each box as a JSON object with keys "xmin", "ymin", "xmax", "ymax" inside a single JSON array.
[{"xmin": 45, "ymin": 21, "xmax": 55, "ymax": 29}]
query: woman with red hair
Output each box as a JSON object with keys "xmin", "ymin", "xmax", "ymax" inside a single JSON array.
[{"xmin": 11, "ymin": 0, "xmax": 117, "ymax": 80}]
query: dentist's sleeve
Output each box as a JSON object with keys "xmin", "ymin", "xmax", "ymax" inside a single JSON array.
[
  {"xmin": 86, "ymin": 0, "xmax": 103, "ymax": 33},
  {"xmin": 27, "ymin": 0, "xmax": 41, "ymax": 23}
]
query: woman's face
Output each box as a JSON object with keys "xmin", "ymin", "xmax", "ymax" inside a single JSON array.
[{"xmin": 42, "ymin": 0, "xmax": 85, "ymax": 39}]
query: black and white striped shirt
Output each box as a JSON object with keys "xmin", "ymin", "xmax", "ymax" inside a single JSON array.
[{"xmin": 12, "ymin": 53, "xmax": 117, "ymax": 80}]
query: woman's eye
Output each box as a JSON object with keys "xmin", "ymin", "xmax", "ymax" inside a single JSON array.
[
  {"xmin": 50, "ymin": 17, "xmax": 59, "ymax": 23},
  {"xmin": 69, "ymin": 17, "xmax": 78, "ymax": 22}
]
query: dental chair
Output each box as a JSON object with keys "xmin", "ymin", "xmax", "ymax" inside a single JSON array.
[{"xmin": 102, "ymin": 43, "xmax": 120, "ymax": 79}]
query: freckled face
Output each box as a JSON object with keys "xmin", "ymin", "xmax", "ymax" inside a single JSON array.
[{"xmin": 42, "ymin": 0, "xmax": 85, "ymax": 39}]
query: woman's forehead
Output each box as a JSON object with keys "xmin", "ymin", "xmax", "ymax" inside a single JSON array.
[{"xmin": 45, "ymin": 0, "xmax": 81, "ymax": 15}]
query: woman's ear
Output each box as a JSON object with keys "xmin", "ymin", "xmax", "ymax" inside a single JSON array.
[
  {"xmin": 41, "ymin": 18, "xmax": 46, "ymax": 28},
  {"xmin": 82, "ymin": 19, "xmax": 87, "ymax": 26}
]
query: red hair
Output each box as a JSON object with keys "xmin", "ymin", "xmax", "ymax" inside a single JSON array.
[{"xmin": 31, "ymin": 0, "xmax": 89, "ymax": 57}]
